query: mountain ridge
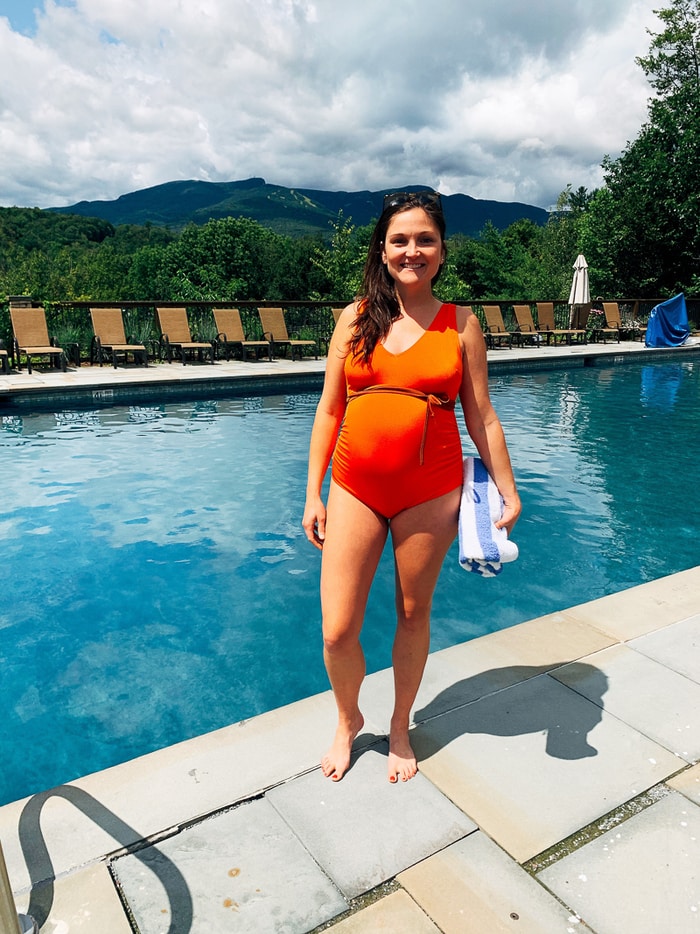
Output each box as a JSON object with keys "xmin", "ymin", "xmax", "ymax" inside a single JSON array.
[{"xmin": 49, "ymin": 177, "xmax": 549, "ymax": 238}]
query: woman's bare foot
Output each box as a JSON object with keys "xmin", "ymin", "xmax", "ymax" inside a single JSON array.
[
  {"xmin": 387, "ymin": 727, "xmax": 418, "ymax": 783},
  {"xmin": 321, "ymin": 713, "xmax": 364, "ymax": 781}
]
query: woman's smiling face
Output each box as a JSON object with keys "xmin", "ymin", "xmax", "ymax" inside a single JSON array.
[{"xmin": 381, "ymin": 207, "xmax": 445, "ymax": 288}]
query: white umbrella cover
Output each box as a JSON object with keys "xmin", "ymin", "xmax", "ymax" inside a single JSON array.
[{"xmin": 568, "ymin": 254, "xmax": 590, "ymax": 327}]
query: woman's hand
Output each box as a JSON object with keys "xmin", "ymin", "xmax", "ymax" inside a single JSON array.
[
  {"xmin": 495, "ymin": 493, "xmax": 521, "ymax": 537},
  {"xmin": 302, "ymin": 495, "xmax": 327, "ymax": 549}
]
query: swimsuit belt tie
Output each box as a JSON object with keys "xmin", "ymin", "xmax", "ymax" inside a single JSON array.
[{"xmin": 346, "ymin": 385, "xmax": 455, "ymax": 466}]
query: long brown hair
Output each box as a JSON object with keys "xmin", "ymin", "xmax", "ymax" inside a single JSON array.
[{"xmin": 349, "ymin": 192, "xmax": 447, "ymax": 363}]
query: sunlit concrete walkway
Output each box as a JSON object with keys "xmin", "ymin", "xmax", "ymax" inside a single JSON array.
[{"xmin": 1, "ymin": 339, "xmax": 699, "ymax": 933}]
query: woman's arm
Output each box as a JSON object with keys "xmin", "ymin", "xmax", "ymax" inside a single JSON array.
[
  {"xmin": 302, "ymin": 304, "xmax": 355, "ymax": 548},
  {"xmin": 457, "ymin": 307, "xmax": 521, "ymax": 534}
]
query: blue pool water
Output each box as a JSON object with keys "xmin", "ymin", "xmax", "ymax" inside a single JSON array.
[{"xmin": 1, "ymin": 357, "xmax": 699, "ymax": 805}]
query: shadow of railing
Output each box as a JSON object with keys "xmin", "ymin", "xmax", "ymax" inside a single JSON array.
[{"xmin": 18, "ymin": 785, "xmax": 193, "ymax": 933}]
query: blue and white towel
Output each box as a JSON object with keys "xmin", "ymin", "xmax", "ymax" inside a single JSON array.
[{"xmin": 458, "ymin": 456, "xmax": 519, "ymax": 577}]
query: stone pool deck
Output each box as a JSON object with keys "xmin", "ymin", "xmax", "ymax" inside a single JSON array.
[{"xmin": 1, "ymin": 338, "xmax": 699, "ymax": 933}]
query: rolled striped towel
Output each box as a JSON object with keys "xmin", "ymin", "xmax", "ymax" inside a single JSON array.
[{"xmin": 459, "ymin": 456, "xmax": 519, "ymax": 577}]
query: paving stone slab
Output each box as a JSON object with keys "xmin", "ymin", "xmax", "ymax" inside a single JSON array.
[
  {"xmin": 113, "ymin": 797, "xmax": 347, "ymax": 933},
  {"xmin": 538, "ymin": 791, "xmax": 700, "ymax": 934},
  {"xmin": 551, "ymin": 643, "xmax": 700, "ymax": 761},
  {"xmin": 15, "ymin": 861, "xmax": 132, "ymax": 933},
  {"xmin": 330, "ymin": 890, "xmax": 440, "ymax": 932},
  {"xmin": 267, "ymin": 742, "xmax": 476, "ymax": 899},
  {"xmin": 630, "ymin": 613, "xmax": 700, "ymax": 684},
  {"xmin": 412, "ymin": 673, "xmax": 682, "ymax": 861},
  {"xmin": 564, "ymin": 566, "xmax": 700, "ymax": 641},
  {"xmin": 398, "ymin": 831, "xmax": 587, "ymax": 933},
  {"xmin": 669, "ymin": 763, "xmax": 700, "ymax": 805}
]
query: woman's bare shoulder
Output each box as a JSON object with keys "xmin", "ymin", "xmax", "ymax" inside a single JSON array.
[
  {"xmin": 454, "ymin": 304, "xmax": 482, "ymax": 337},
  {"xmin": 328, "ymin": 301, "xmax": 359, "ymax": 356},
  {"xmin": 336, "ymin": 301, "xmax": 361, "ymax": 324}
]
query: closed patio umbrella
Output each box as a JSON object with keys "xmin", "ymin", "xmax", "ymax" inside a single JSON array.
[{"xmin": 568, "ymin": 254, "xmax": 590, "ymax": 328}]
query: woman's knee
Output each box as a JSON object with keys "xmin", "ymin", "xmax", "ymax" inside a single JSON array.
[
  {"xmin": 395, "ymin": 597, "xmax": 432, "ymax": 632},
  {"xmin": 322, "ymin": 621, "xmax": 361, "ymax": 655}
]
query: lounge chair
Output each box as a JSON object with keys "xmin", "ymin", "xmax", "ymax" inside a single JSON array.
[
  {"xmin": 513, "ymin": 304, "xmax": 547, "ymax": 345},
  {"xmin": 591, "ymin": 304, "xmax": 622, "ymax": 343},
  {"xmin": 10, "ymin": 306, "xmax": 66, "ymax": 373},
  {"xmin": 482, "ymin": 305, "xmax": 514, "ymax": 349},
  {"xmin": 258, "ymin": 307, "xmax": 318, "ymax": 360},
  {"xmin": 155, "ymin": 307, "xmax": 215, "ymax": 364},
  {"xmin": 212, "ymin": 308, "xmax": 270, "ymax": 361},
  {"xmin": 0, "ymin": 344, "xmax": 8, "ymax": 374},
  {"xmin": 536, "ymin": 302, "xmax": 586, "ymax": 345},
  {"xmin": 90, "ymin": 308, "xmax": 147, "ymax": 368},
  {"xmin": 319, "ymin": 307, "xmax": 346, "ymax": 355},
  {"xmin": 603, "ymin": 302, "xmax": 645, "ymax": 342}
]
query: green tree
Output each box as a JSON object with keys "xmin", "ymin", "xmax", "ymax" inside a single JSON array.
[
  {"xmin": 587, "ymin": 0, "xmax": 700, "ymax": 295},
  {"xmin": 310, "ymin": 212, "xmax": 368, "ymax": 301}
]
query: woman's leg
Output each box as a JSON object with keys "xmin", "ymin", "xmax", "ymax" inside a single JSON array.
[
  {"xmin": 387, "ymin": 487, "xmax": 461, "ymax": 782},
  {"xmin": 320, "ymin": 480, "xmax": 388, "ymax": 780}
]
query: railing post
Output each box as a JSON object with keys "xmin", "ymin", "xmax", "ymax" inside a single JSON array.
[{"xmin": 0, "ymin": 841, "xmax": 37, "ymax": 934}]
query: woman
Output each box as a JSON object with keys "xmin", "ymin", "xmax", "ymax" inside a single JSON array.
[{"xmin": 302, "ymin": 191, "xmax": 520, "ymax": 783}]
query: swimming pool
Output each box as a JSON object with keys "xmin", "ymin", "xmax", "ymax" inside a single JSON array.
[{"xmin": 1, "ymin": 357, "xmax": 699, "ymax": 806}]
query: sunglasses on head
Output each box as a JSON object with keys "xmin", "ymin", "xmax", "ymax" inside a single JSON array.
[{"xmin": 382, "ymin": 190, "xmax": 443, "ymax": 212}]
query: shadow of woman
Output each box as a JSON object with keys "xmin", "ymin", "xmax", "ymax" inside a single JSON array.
[{"xmin": 413, "ymin": 663, "xmax": 608, "ymax": 762}]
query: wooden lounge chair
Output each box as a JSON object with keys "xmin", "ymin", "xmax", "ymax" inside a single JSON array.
[
  {"xmin": 536, "ymin": 302, "xmax": 586, "ymax": 345},
  {"xmin": 513, "ymin": 304, "xmax": 547, "ymax": 345},
  {"xmin": 319, "ymin": 306, "xmax": 347, "ymax": 354},
  {"xmin": 482, "ymin": 305, "xmax": 513, "ymax": 349},
  {"xmin": 592, "ymin": 304, "xmax": 622, "ymax": 343},
  {"xmin": 603, "ymin": 302, "xmax": 646, "ymax": 342},
  {"xmin": 155, "ymin": 307, "xmax": 214, "ymax": 364},
  {"xmin": 90, "ymin": 307, "xmax": 147, "ymax": 368},
  {"xmin": 10, "ymin": 306, "xmax": 66, "ymax": 373},
  {"xmin": 258, "ymin": 307, "xmax": 318, "ymax": 360},
  {"xmin": 212, "ymin": 308, "xmax": 270, "ymax": 361}
]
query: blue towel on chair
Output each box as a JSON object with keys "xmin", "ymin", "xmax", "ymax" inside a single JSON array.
[{"xmin": 459, "ymin": 456, "xmax": 519, "ymax": 577}]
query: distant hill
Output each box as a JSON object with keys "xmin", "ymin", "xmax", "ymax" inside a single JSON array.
[{"xmin": 49, "ymin": 178, "xmax": 549, "ymax": 238}]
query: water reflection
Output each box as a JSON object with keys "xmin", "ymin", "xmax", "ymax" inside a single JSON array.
[{"xmin": 640, "ymin": 363, "xmax": 684, "ymax": 411}]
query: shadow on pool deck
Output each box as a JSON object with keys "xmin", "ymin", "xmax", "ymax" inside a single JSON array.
[{"xmin": 1, "ymin": 341, "xmax": 699, "ymax": 932}]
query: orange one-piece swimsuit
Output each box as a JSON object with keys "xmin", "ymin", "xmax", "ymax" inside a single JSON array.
[{"xmin": 332, "ymin": 302, "xmax": 464, "ymax": 519}]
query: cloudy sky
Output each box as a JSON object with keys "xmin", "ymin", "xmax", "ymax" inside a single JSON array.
[{"xmin": 0, "ymin": 0, "xmax": 661, "ymax": 211}]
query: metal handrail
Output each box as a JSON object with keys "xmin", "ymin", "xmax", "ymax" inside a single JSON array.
[{"xmin": 0, "ymin": 840, "xmax": 37, "ymax": 934}]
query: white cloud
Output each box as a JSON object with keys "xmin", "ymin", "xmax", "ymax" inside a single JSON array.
[{"xmin": 0, "ymin": 0, "xmax": 661, "ymax": 210}]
